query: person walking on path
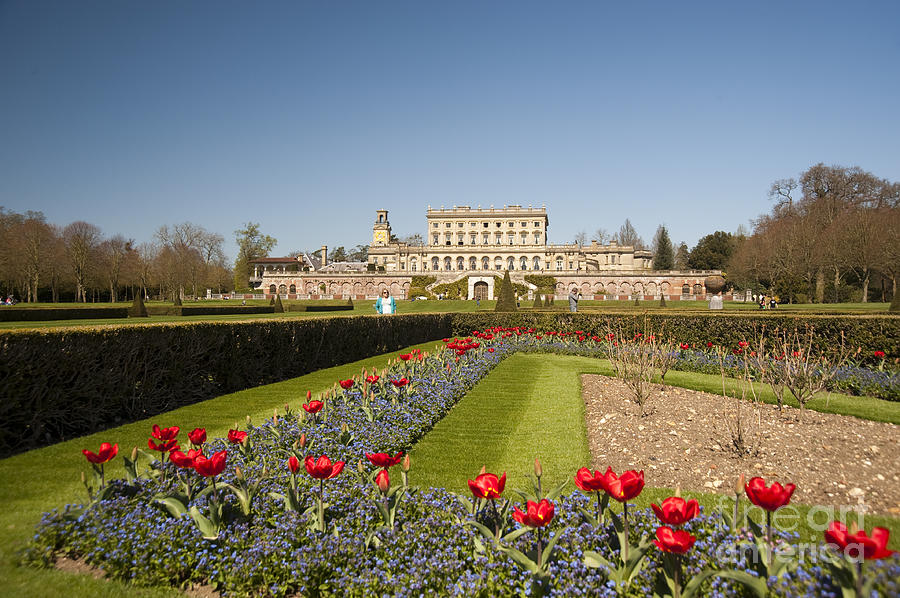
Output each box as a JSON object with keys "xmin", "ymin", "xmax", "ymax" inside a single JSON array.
[
  {"xmin": 375, "ymin": 289, "xmax": 396, "ymax": 314},
  {"xmin": 568, "ymin": 288, "xmax": 579, "ymax": 312}
]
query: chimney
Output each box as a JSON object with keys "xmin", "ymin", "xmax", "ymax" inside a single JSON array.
[{"xmin": 321, "ymin": 245, "xmax": 327, "ymax": 266}]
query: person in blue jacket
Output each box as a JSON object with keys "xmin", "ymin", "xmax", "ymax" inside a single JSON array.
[{"xmin": 375, "ymin": 289, "xmax": 396, "ymax": 314}]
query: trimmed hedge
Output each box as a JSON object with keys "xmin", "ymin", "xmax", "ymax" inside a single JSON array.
[
  {"xmin": 0, "ymin": 307, "xmax": 129, "ymax": 322},
  {"xmin": 146, "ymin": 305, "xmax": 276, "ymax": 316},
  {"xmin": 0, "ymin": 314, "xmax": 452, "ymax": 457},
  {"xmin": 450, "ymin": 312, "xmax": 900, "ymax": 359}
]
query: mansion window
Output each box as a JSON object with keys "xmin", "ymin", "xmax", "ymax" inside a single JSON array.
[
  {"xmin": 457, "ymin": 222, "xmax": 464, "ymax": 227},
  {"xmin": 534, "ymin": 233, "xmax": 541, "ymax": 243},
  {"xmin": 556, "ymin": 258, "xmax": 563, "ymax": 270},
  {"xmin": 432, "ymin": 257, "xmax": 439, "ymax": 270},
  {"xmin": 469, "ymin": 257, "xmax": 477, "ymax": 270},
  {"xmin": 507, "ymin": 257, "xmax": 515, "ymax": 270},
  {"xmin": 533, "ymin": 256, "xmax": 541, "ymax": 270},
  {"xmin": 470, "ymin": 235, "xmax": 476, "ymax": 244},
  {"xmin": 494, "ymin": 257, "xmax": 503, "ymax": 270},
  {"xmin": 508, "ymin": 235, "xmax": 514, "ymax": 245},
  {"xmin": 411, "ymin": 259, "xmax": 417, "ymax": 271},
  {"xmin": 444, "ymin": 257, "xmax": 451, "ymax": 270},
  {"xmin": 445, "ymin": 222, "xmax": 451, "ymax": 228},
  {"xmin": 520, "ymin": 257, "xmax": 527, "ymax": 270},
  {"xmin": 456, "ymin": 257, "xmax": 464, "ymax": 270},
  {"xmin": 432, "ymin": 235, "xmax": 439, "ymax": 245},
  {"xmin": 482, "ymin": 257, "xmax": 489, "ymax": 270}
]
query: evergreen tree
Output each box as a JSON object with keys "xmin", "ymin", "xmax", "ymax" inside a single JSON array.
[
  {"xmin": 533, "ymin": 293, "xmax": 542, "ymax": 308},
  {"xmin": 274, "ymin": 294, "xmax": 285, "ymax": 313},
  {"xmin": 128, "ymin": 292, "xmax": 148, "ymax": 317},
  {"xmin": 494, "ymin": 270, "xmax": 518, "ymax": 312},
  {"xmin": 674, "ymin": 242, "xmax": 690, "ymax": 270},
  {"xmin": 652, "ymin": 226, "xmax": 675, "ymax": 270}
]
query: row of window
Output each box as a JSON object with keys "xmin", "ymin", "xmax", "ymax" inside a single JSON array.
[
  {"xmin": 432, "ymin": 232, "xmax": 542, "ymax": 245},
  {"xmin": 403, "ymin": 256, "xmax": 573, "ymax": 272},
  {"xmin": 433, "ymin": 221, "xmax": 543, "ymax": 229}
]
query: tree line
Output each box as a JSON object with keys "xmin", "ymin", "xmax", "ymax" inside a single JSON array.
[{"xmin": 0, "ymin": 210, "xmax": 232, "ymax": 302}]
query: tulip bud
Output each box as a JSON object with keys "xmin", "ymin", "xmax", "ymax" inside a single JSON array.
[
  {"xmin": 735, "ymin": 473, "xmax": 745, "ymax": 495},
  {"xmin": 341, "ymin": 422, "xmax": 348, "ymax": 432},
  {"xmin": 284, "ymin": 403, "xmax": 290, "ymax": 413},
  {"xmin": 299, "ymin": 433, "xmax": 306, "ymax": 449},
  {"xmin": 675, "ymin": 486, "xmax": 681, "ymax": 498},
  {"xmin": 401, "ymin": 454, "xmax": 410, "ymax": 472},
  {"xmin": 534, "ymin": 458, "xmax": 542, "ymax": 478},
  {"xmin": 131, "ymin": 446, "xmax": 138, "ymax": 461},
  {"xmin": 357, "ymin": 460, "xmax": 365, "ymax": 473},
  {"xmin": 376, "ymin": 469, "xmax": 390, "ymax": 494},
  {"xmin": 307, "ymin": 390, "xmax": 312, "ymax": 400},
  {"xmin": 241, "ymin": 435, "xmax": 249, "ymax": 448},
  {"xmin": 81, "ymin": 471, "xmax": 86, "ymax": 484},
  {"xmin": 246, "ymin": 415, "xmax": 252, "ymax": 425},
  {"xmin": 235, "ymin": 466, "xmax": 244, "ymax": 482},
  {"xmin": 273, "ymin": 408, "xmax": 279, "ymax": 424}
]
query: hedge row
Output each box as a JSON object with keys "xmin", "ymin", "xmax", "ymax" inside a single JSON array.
[
  {"xmin": 0, "ymin": 314, "xmax": 453, "ymax": 457},
  {"xmin": 449, "ymin": 312, "xmax": 900, "ymax": 358},
  {"xmin": 0, "ymin": 307, "xmax": 129, "ymax": 322},
  {"xmin": 146, "ymin": 305, "xmax": 276, "ymax": 316},
  {"xmin": 288, "ymin": 304, "xmax": 354, "ymax": 312}
]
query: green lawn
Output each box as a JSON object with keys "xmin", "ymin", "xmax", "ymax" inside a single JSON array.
[
  {"xmin": 0, "ymin": 299, "xmax": 892, "ymax": 330},
  {"xmin": 2, "ymin": 344, "xmax": 898, "ymax": 595}
]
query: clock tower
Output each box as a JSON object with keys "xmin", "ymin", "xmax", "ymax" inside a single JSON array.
[{"xmin": 372, "ymin": 210, "xmax": 392, "ymax": 247}]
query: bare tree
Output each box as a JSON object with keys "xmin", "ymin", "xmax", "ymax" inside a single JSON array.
[
  {"xmin": 594, "ymin": 228, "xmax": 610, "ymax": 244},
  {"xmin": 64, "ymin": 221, "xmax": 101, "ymax": 302},
  {"xmin": 613, "ymin": 219, "xmax": 646, "ymax": 249},
  {"xmin": 97, "ymin": 235, "xmax": 131, "ymax": 302},
  {"xmin": 574, "ymin": 230, "xmax": 588, "ymax": 247}
]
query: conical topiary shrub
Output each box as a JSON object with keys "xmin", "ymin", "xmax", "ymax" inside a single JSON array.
[
  {"xmin": 494, "ymin": 270, "xmax": 518, "ymax": 312},
  {"xmin": 659, "ymin": 295, "xmax": 667, "ymax": 307},
  {"xmin": 347, "ymin": 297, "xmax": 354, "ymax": 307},
  {"xmin": 274, "ymin": 294, "xmax": 285, "ymax": 313},
  {"xmin": 533, "ymin": 294, "xmax": 542, "ymax": 308},
  {"xmin": 269, "ymin": 295, "xmax": 276, "ymax": 306},
  {"xmin": 128, "ymin": 292, "xmax": 149, "ymax": 317},
  {"xmin": 543, "ymin": 295, "xmax": 550, "ymax": 307}
]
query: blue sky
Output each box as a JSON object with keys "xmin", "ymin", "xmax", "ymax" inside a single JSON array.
[{"xmin": 2, "ymin": 1, "xmax": 898, "ymax": 261}]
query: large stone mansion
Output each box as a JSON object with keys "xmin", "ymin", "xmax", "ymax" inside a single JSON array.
[{"xmin": 250, "ymin": 205, "xmax": 722, "ymax": 300}]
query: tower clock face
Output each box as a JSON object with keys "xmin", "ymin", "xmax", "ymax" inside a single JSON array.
[{"xmin": 374, "ymin": 230, "xmax": 388, "ymax": 245}]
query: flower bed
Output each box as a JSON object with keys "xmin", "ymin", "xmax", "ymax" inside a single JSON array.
[{"xmin": 25, "ymin": 329, "xmax": 899, "ymax": 597}]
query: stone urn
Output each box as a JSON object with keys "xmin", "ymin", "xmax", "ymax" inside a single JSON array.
[{"xmin": 704, "ymin": 275, "xmax": 726, "ymax": 294}]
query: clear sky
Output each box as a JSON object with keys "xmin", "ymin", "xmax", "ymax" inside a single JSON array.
[{"xmin": 2, "ymin": 0, "xmax": 898, "ymax": 261}]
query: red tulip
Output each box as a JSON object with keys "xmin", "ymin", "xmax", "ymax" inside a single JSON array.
[
  {"xmin": 287, "ymin": 455, "xmax": 300, "ymax": 474},
  {"xmin": 194, "ymin": 450, "xmax": 227, "ymax": 477},
  {"xmin": 398, "ymin": 353, "xmax": 412, "ymax": 361},
  {"xmin": 306, "ymin": 390, "xmax": 312, "ymax": 400},
  {"xmin": 151, "ymin": 424, "xmax": 180, "ymax": 441},
  {"xmin": 468, "ymin": 471, "xmax": 506, "ymax": 500},
  {"xmin": 303, "ymin": 400, "xmax": 324, "ymax": 414},
  {"xmin": 82, "ymin": 442, "xmax": 118, "ymax": 464},
  {"xmin": 707, "ymin": 341, "xmax": 714, "ymax": 348},
  {"xmin": 305, "ymin": 454, "xmax": 345, "ymax": 479},
  {"xmin": 488, "ymin": 347, "xmax": 495, "ymax": 353},
  {"xmin": 366, "ymin": 452, "xmax": 403, "ymax": 469},
  {"xmin": 651, "ymin": 497, "xmax": 699, "ymax": 526},
  {"xmin": 744, "ymin": 477, "xmax": 795, "ymax": 512},
  {"xmin": 653, "ymin": 526, "xmax": 696, "ymax": 554},
  {"xmin": 147, "ymin": 438, "xmax": 179, "ymax": 452},
  {"xmin": 391, "ymin": 378, "xmax": 409, "ymax": 388},
  {"xmin": 574, "ymin": 467, "xmax": 606, "ymax": 492},
  {"xmin": 339, "ymin": 379, "xmax": 354, "ymax": 389},
  {"xmin": 824, "ymin": 521, "xmax": 895, "ymax": 560},
  {"xmin": 680, "ymin": 343, "xmax": 690, "ymax": 350},
  {"xmin": 170, "ymin": 448, "xmax": 203, "ymax": 469},
  {"xmin": 513, "ymin": 499, "xmax": 555, "ymax": 528},
  {"xmin": 874, "ymin": 350, "xmax": 885, "ymax": 358},
  {"xmin": 375, "ymin": 469, "xmax": 391, "ymax": 494},
  {"xmin": 227, "ymin": 429, "xmax": 248, "ymax": 444},
  {"xmin": 366, "ymin": 375, "xmax": 380, "ymax": 383},
  {"xmin": 600, "ymin": 467, "xmax": 645, "ymax": 502},
  {"xmin": 188, "ymin": 428, "xmax": 206, "ymax": 446},
  {"xmin": 738, "ymin": 341, "xmax": 749, "ymax": 348}
]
